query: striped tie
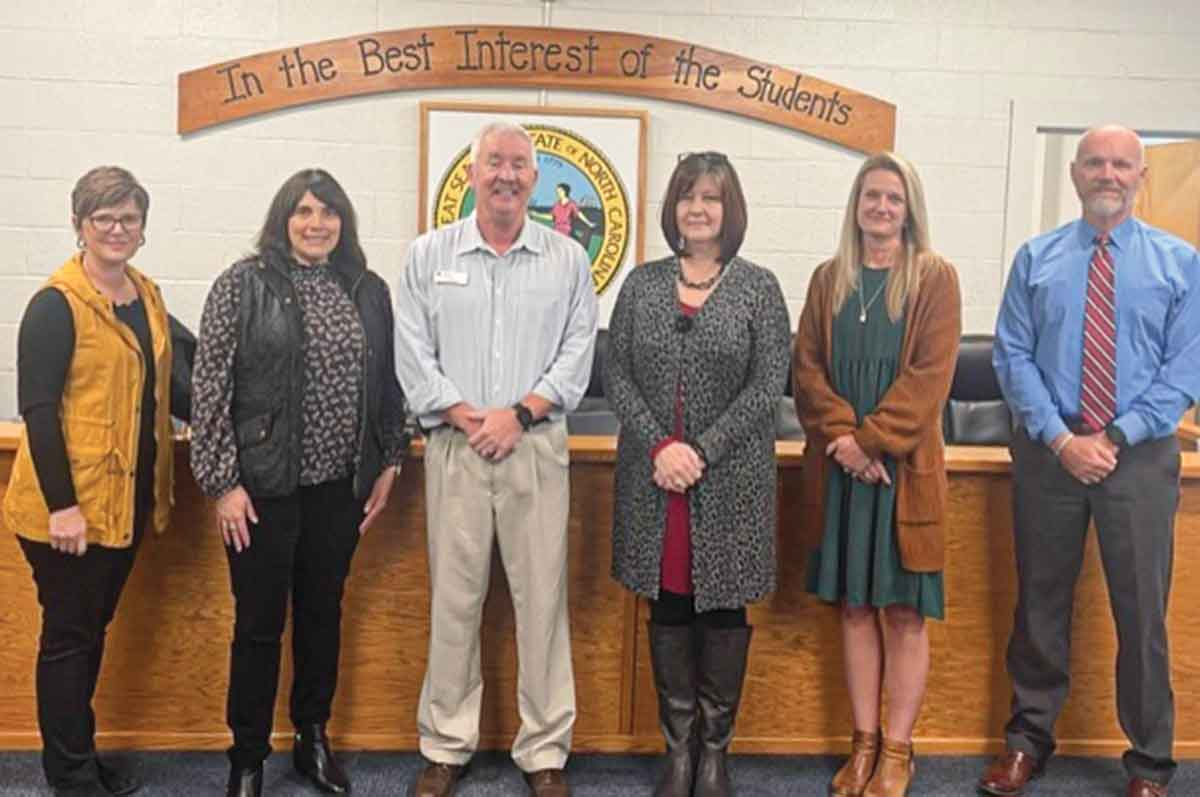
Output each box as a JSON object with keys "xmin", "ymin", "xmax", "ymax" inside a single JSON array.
[{"xmin": 1080, "ymin": 235, "xmax": 1117, "ymax": 433}]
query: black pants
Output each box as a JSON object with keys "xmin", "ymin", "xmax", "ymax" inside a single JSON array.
[
  {"xmin": 225, "ymin": 478, "xmax": 363, "ymax": 769},
  {"xmin": 651, "ymin": 590, "xmax": 747, "ymax": 629},
  {"xmin": 1005, "ymin": 428, "xmax": 1179, "ymax": 784},
  {"xmin": 18, "ymin": 507, "xmax": 146, "ymax": 790}
]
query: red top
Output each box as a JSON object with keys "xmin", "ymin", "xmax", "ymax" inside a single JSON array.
[{"xmin": 651, "ymin": 301, "xmax": 699, "ymax": 595}]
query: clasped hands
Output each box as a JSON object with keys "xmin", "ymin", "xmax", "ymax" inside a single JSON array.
[
  {"xmin": 445, "ymin": 401, "xmax": 523, "ymax": 462},
  {"xmin": 1053, "ymin": 431, "xmax": 1119, "ymax": 485},
  {"xmin": 826, "ymin": 434, "xmax": 892, "ymax": 486},
  {"xmin": 653, "ymin": 441, "xmax": 705, "ymax": 493}
]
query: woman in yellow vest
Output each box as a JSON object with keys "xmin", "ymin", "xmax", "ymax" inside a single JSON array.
[{"xmin": 4, "ymin": 166, "xmax": 175, "ymax": 797}]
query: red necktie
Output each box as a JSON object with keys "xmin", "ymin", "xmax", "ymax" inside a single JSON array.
[{"xmin": 1080, "ymin": 235, "xmax": 1117, "ymax": 432}]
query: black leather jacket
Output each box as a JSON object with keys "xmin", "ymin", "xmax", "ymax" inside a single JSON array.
[{"xmin": 231, "ymin": 250, "xmax": 408, "ymax": 499}]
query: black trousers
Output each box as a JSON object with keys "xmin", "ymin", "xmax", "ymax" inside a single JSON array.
[
  {"xmin": 1005, "ymin": 428, "xmax": 1178, "ymax": 784},
  {"xmin": 225, "ymin": 478, "xmax": 363, "ymax": 769},
  {"xmin": 18, "ymin": 507, "xmax": 146, "ymax": 789},
  {"xmin": 651, "ymin": 590, "xmax": 747, "ymax": 629}
]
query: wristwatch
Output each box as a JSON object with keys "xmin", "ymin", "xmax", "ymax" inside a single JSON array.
[
  {"xmin": 512, "ymin": 402, "xmax": 535, "ymax": 432},
  {"xmin": 1104, "ymin": 422, "xmax": 1127, "ymax": 447}
]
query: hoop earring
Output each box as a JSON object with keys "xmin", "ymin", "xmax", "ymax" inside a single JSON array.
[{"xmin": 77, "ymin": 237, "xmax": 86, "ymax": 250}]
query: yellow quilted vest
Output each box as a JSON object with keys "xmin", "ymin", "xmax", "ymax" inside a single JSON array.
[{"xmin": 3, "ymin": 253, "xmax": 174, "ymax": 547}]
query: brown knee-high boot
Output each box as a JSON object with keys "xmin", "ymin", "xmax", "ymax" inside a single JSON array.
[
  {"xmin": 647, "ymin": 622, "xmax": 699, "ymax": 797},
  {"xmin": 693, "ymin": 625, "xmax": 752, "ymax": 797}
]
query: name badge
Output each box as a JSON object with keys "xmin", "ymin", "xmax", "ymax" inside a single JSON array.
[{"xmin": 434, "ymin": 270, "xmax": 469, "ymax": 286}]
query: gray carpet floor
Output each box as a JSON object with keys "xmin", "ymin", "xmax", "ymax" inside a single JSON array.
[{"xmin": 0, "ymin": 751, "xmax": 1193, "ymax": 795}]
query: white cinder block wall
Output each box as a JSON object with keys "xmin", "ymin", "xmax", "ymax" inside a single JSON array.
[{"xmin": 1, "ymin": 0, "xmax": 1198, "ymax": 420}]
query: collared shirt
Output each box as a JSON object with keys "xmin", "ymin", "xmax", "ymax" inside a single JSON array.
[
  {"xmin": 393, "ymin": 213, "xmax": 599, "ymax": 430},
  {"xmin": 994, "ymin": 216, "xmax": 1200, "ymax": 447}
]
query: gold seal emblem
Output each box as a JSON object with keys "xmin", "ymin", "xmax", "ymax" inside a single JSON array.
[{"xmin": 432, "ymin": 124, "xmax": 632, "ymax": 295}]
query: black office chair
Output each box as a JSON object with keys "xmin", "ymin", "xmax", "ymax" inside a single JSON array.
[
  {"xmin": 169, "ymin": 314, "xmax": 196, "ymax": 424},
  {"xmin": 776, "ymin": 343, "xmax": 805, "ymax": 441},
  {"xmin": 943, "ymin": 333, "xmax": 1012, "ymax": 445},
  {"xmin": 566, "ymin": 328, "xmax": 620, "ymax": 435}
]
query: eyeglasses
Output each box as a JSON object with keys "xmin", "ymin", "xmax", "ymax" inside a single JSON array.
[
  {"xmin": 677, "ymin": 151, "xmax": 729, "ymax": 164},
  {"xmin": 88, "ymin": 213, "xmax": 144, "ymax": 233}
]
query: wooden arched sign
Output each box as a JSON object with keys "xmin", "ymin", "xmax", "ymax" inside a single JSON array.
[{"xmin": 177, "ymin": 26, "xmax": 895, "ymax": 154}]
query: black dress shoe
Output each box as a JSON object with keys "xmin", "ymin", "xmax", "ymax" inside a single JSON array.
[
  {"xmin": 226, "ymin": 764, "xmax": 262, "ymax": 797},
  {"xmin": 294, "ymin": 724, "xmax": 351, "ymax": 794},
  {"xmin": 97, "ymin": 755, "xmax": 142, "ymax": 796}
]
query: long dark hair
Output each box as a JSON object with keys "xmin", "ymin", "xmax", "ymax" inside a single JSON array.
[{"xmin": 255, "ymin": 169, "xmax": 366, "ymax": 270}]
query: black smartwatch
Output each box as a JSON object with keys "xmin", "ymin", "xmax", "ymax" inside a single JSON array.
[
  {"xmin": 512, "ymin": 402, "xmax": 535, "ymax": 432},
  {"xmin": 1104, "ymin": 422, "xmax": 1127, "ymax": 447}
]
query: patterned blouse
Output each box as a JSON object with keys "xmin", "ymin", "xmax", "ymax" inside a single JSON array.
[{"xmin": 191, "ymin": 258, "xmax": 404, "ymax": 498}]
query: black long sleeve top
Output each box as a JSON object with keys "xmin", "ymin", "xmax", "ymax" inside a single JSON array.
[{"xmin": 16, "ymin": 288, "xmax": 165, "ymax": 512}]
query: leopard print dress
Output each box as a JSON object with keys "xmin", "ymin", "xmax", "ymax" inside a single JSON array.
[{"xmin": 604, "ymin": 256, "xmax": 792, "ymax": 611}]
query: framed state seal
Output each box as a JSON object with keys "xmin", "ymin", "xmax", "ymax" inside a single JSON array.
[{"xmin": 420, "ymin": 102, "xmax": 647, "ymax": 322}]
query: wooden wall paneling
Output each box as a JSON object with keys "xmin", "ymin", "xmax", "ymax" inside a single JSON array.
[{"xmin": 2, "ymin": 430, "xmax": 1200, "ymax": 756}]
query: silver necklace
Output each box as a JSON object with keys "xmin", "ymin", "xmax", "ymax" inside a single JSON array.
[{"xmin": 857, "ymin": 272, "xmax": 887, "ymax": 323}]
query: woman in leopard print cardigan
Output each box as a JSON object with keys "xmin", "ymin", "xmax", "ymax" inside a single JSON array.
[{"xmin": 605, "ymin": 152, "xmax": 791, "ymax": 797}]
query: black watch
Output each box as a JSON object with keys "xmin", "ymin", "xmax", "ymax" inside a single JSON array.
[
  {"xmin": 512, "ymin": 402, "xmax": 535, "ymax": 431},
  {"xmin": 1104, "ymin": 422, "xmax": 1127, "ymax": 447}
]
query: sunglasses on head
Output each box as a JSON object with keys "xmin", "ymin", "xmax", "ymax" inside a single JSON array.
[{"xmin": 677, "ymin": 151, "xmax": 729, "ymax": 164}]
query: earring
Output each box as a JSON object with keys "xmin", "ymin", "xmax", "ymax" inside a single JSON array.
[
  {"xmin": 77, "ymin": 237, "xmax": 86, "ymax": 250},
  {"xmin": 678, "ymin": 235, "xmax": 687, "ymax": 251},
  {"xmin": 139, "ymin": 235, "xmax": 146, "ymax": 246}
]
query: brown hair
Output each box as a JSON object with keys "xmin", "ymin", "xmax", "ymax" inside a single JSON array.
[
  {"xmin": 70, "ymin": 166, "xmax": 150, "ymax": 231},
  {"xmin": 660, "ymin": 152, "xmax": 748, "ymax": 263}
]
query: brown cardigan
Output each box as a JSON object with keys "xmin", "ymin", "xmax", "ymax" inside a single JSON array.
[{"xmin": 792, "ymin": 254, "xmax": 961, "ymax": 572}]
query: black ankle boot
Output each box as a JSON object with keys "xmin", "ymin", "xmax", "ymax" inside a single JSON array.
[
  {"xmin": 226, "ymin": 764, "xmax": 262, "ymax": 797},
  {"xmin": 693, "ymin": 625, "xmax": 752, "ymax": 797},
  {"xmin": 294, "ymin": 724, "xmax": 350, "ymax": 794},
  {"xmin": 648, "ymin": 622, "xmax": 699, "ymax": 797},
  {"xmin": 96, "ymin": 755, "xmax": 141, "ymax": 796}
]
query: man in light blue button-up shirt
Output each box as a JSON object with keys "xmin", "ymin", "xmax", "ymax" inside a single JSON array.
[
  {"xmin": 394, "ymin": 121, "xmax": 597, "ymax": 796},
  {"xmin": 983, "ymin": 126, "xmax": 1200, "ymax": 797}
]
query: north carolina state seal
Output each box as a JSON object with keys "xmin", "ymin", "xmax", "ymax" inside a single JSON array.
[{"xmin": 432, "ymin": 124, "xmax": 632, "ymax": 295}]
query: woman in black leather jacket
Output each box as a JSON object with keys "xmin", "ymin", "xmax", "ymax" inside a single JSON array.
[{"xmin": 190, "ymin": 169, "xmax": 409, "ymax": 797}]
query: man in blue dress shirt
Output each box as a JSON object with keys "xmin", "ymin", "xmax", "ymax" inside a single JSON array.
[{"xmin": 981, "ymin": 125, "xmax": 1200, "ymax": 797}]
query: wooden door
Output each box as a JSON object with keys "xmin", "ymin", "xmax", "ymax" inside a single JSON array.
[{"xmin": 1134, "ymin": 140, "xmax": 1200, "ymax": 248}]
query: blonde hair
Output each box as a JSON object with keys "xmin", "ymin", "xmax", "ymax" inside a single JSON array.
[{"xmin": 829, "ymin": 152, "xmax": 933, "ymax": 321}]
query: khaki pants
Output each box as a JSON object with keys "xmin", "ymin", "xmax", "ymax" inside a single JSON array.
[{"xmin": 417, "ymin": 420, "xmax": 576, "ymax": 772}]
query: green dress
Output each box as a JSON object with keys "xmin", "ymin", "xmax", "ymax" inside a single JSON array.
[{"xmin": 805, "ymin": 268, "xmax": 945, "ymax": 619}]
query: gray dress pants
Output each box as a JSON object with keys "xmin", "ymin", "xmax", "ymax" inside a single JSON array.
[{"xmin": 1005, "ymin": 426, "xmax": 1179, "ymax": 784}]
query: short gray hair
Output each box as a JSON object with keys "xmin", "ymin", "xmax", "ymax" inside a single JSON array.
[{"xmin": 468, "ymin": 121, "xmax": 535, "ymax": 164}]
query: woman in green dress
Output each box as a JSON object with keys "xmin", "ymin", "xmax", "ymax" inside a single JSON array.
[{"xmin": 792, "ymin": 152, "xmax": 961, "ymax": 797}]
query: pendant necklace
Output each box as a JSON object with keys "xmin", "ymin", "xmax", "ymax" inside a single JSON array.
[{"xmin": 857, "ymin": 271, "xmax": 887, "ymax": 323}]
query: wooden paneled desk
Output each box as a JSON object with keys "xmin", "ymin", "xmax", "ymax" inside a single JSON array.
[{"xmin": 1, "ymin": 422, "xmax": 1198, "ymax": 757}]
